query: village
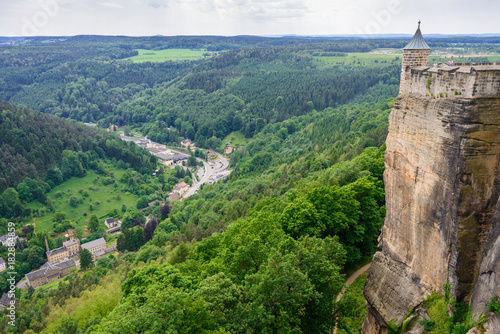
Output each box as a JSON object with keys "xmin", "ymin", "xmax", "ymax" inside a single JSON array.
[
  {"xmin": 0, "ymin": 135, "xmax": 235, "ymax": 305},
  {"xmin": 119, "ymin": 134, "xmax": 232, "ymax": 200}
]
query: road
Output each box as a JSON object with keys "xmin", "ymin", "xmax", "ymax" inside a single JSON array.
[
  {"xmin": 332, "ymin": 263, "xmax": 371, "ymax": 334},
  {"xmin": 183, "ymin": 150, "xmax": 230, "ymax": 198},
  {"xmin": 119, "ymin": 133, "xmax": 231, "ymax": 199}
]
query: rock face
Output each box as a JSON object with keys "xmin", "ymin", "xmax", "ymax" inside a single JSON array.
[{"xmin": 362, "ymin": 90, "xmax": 500, "ymax": 333}]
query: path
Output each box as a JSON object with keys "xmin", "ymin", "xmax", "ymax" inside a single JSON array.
[{"xmin": 332, "ymin": 262, "xmax": 371, "ymax": 334}]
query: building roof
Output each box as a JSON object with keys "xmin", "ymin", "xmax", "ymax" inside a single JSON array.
[
  {"xmin": 68, "ymin": 229, "xmax": 74, "ymax": 236},
  {"xmin": 0, "ymin": 257, "xmax": 5, "ymax": 265},
  {"xmin": 105, "ymin": 217, "xmax": 115, "ymax": 225},
  {"xmin": 26, "ymin": 259, "xmax": 76, "ymax": 282},
  {"xmin": 81, "ymin": 238, "xmax": 106, "ymax": 250},
  {"xmin": 0, "ymin": 234, "xmax": 17, "ymax": 246},
  {"xmin": 182, "ymin": 139, "xmax": 192, "ymax": 144},
  {"xmin": 403, "ymin": 21, "xmax": 430, "ymax": 50},
  {"xmin": 107, "ymin": 226, "xmax": 121, "ymax": 233},
  {"xmin": 0, "ymin": 293, "xmax": 12, "ymax": 307},
  {"xmin": 177, "ymin": 182, "xmax": 188, "ymax": 188},
  {"xmin": 62, "ymin": 239, "xmax": 78, "ymax": 248},
  {"xmin": 167, "ymin": 193, "xmax": 181, "ymax": 202},
  {"xmin": 46, "ymin": 246, "xmax": 67, "ymax": 257}
]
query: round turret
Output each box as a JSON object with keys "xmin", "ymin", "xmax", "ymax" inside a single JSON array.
[{"xmin": 400, "ymin": 21, "xmax": 430, "ymax": 92}]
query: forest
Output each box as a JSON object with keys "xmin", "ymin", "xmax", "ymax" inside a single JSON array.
[{"xmin": 1, "ymin": 35, "xmax": 499, "ymax": 333}]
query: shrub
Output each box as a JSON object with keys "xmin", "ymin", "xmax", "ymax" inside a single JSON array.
[{"xmin": 419, "ymin": 318, "xmax": 436, "ymax": 331}]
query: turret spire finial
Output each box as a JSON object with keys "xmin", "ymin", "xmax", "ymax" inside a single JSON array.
[{"xmin": 418, "ymin": 20, "xmax": 421, "ymax": 29}]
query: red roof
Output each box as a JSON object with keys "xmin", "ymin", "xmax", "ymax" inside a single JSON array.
[
  {"xmin": 177, "ymin": 182, "xmax": 188, "ymax": 188},
  {"xmin": 68, "ymin": 230, "xmax": 74, "ymax": 237}
]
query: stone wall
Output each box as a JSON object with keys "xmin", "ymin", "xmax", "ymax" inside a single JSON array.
[{"xmin": 400, "ymin": 65, "xmax": 500, "ymax": 98}]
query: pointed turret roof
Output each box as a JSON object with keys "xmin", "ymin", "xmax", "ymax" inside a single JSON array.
[{"xmin": 403, "ymin": 21, "xmax": 430, "ymax": 50}]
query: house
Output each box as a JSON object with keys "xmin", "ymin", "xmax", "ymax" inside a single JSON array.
[
  {"xmin": 104, "ymin": 218, "xmax": 119, "ymax": 229},
  {"xmin": 25, "ymin": 259, "xmax": 76, "ymax": 288},
  {"xmin": 181, "ymin": 139, "xmax": 194, "ymax": 149},
  {"xmin": 46, "ymin": 246, "xmax": 70, "ymax": 264},
  {"xmin": 225, "ymin": 146, "xmax": 234, "ymax": 154},
  {"xmin": 64, "ymin": 229, "xmax": 74, "ymax": 240},
  {"xmin": 0, "ymin": 293, "xmax": 12, "ymax": 309},
  {"xmin": 172, "ymin": 181, "xmax": 189, "ymax": 196},
  {"xmin": 167, "ymin": 193, "xmax": 181, "ymax": 202},
  {"xmin": 62, "ymin": 239, "xmax": 80, "ymax": 258},
  {"xmin": 0, "ymin": 257, "xmax": 5, "ymax": 272},
  {"xmin": 94, "ymin": 244, "xmax": 117, "ymax": 260},
  {"xmin": 0, "ymin": 234, "xmax": 17, "ymax": 247},
  {"xmin": 164, "ymin": 154, "xmax": 188, "ymax": 165},
  {"xmin": 81, "ymin": 238, "xmax": 107, "ymax": 260}
]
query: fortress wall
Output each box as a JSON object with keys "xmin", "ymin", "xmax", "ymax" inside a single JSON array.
[{"xmin": 400, "ymin": 66, "xmax": 500, "ymax": 98}]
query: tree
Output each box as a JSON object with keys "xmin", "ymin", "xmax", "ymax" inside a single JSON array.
[
  {"xmin": 121, "ymin": 213, "xmax": 133, "ymax": 230},
  {"xmin": 88, "ymin": 214, "xmax": 100, "ymax": 233},
  {"xmin": 80, "ymin": 248, "xmax": 93, "ymax": 271},
  {"xmin": 69, "ymin": 196, "xmax": 79, "ymax": 207},
  {"xmin": 117, "ymin": 234, "xmax": 126, "ymax": 253},
  {"xmin": 54, "ymin": 211, "xmax": 67, "ymax": 223},
  {"xmin": 121, "ymin": 204, "xmax": 127, "ymax": 212},
  {"xmin": 160, "ymin": 204, "xmax": 171, "ymax": 220},
  {"xmin": 143, "ymin": 218, "xmax": 159, "ymax": 243}
]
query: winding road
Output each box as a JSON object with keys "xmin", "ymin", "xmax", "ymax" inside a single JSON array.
[{"xmin": 332, "ymin": 263, "xmax": 371, "ymax": 334}]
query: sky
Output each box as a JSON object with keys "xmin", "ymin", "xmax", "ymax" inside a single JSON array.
[{"xmin": 0, "ymin": 0, "xmax": 499, "ymax": 37}]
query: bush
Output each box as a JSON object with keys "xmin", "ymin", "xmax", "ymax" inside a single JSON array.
[
  {"xmin": 419, "ymin": 318, "xmax": 436, "ymax": 331},
  {"xmin": 488, "ymin": 294, "xmax": 500, "ymax": 314}
]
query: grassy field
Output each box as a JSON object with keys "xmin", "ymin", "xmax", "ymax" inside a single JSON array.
[
  {"xmin": 315, "ymin": 52, "xmax": 402, "ymax": 67},
  {"xmin": 122, "ymin": 48, "xmax": 216, "ymax": 63},
  {"xmin": 429, "ymin": 55, "xmax": 500, "ymax": 64},
  {"xmin": 316, "ymin": 52, "xmax": 500, "ymax": 68},
  {"xmin": 222, "ymin": 131, "xmax": 252, "ymax": 148},
  {"xmin": 27, "ymin": 167, "xmax": 139, "ymax": 233}
]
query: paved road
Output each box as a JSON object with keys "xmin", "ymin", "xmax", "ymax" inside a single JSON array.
[
  {"xmin": 183, "ymin": 150, "xmax": 230, "ymax": 198},
  {"xmin": 332, "ymin": 263, "xmax": 371, "ymax": 334},
  {"xmin": 120, "ymin": 134, "xmax": 231, "ymax": 199}
]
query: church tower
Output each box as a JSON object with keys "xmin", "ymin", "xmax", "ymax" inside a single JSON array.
[{"xmin": 400, "ymin": 21, "xmax": 430, "ymax": 92}]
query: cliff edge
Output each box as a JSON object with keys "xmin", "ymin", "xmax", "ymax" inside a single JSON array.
[{"xmin": 361, "ymin": 26, "xmax": 500, "ymax": 333}]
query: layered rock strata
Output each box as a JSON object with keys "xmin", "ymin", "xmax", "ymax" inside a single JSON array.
[{"xmin": 362, "ymin": 93, "xmax": 500, "ymax": 333}]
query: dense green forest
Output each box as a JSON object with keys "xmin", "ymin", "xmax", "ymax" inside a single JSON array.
[{"xmin": 1, "ymin": 35, "xmax": 499, "ymax": 333}]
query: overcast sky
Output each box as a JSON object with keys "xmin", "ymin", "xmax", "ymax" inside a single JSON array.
[{"xmin": 1, "ymin": 0, "xmax": 499, "ymax": 37}]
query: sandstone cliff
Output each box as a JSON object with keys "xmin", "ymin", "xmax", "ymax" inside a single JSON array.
[{"xmin": 362, "ymin": 84, "xmax": 500, "ymax": 333}]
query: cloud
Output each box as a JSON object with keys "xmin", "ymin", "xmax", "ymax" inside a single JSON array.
[
  {"xmin": 189, "ymin": 0, "xmax": 310, "ymax": 20},
  {"xmin": 141, "ymin": 0, "xmax": 170, "ymax": 8},
  {"xmin": 98, "ymin": 2, "xmax": 124, "ymax": 8}
]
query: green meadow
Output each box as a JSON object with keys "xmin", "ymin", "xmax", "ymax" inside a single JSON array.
[
  {"xmin": 122, "ymin": 48, "xmax": 215, "ymax": 63},
  {"xmin": 315, "ymin": 52, "xmax": 402, "ymax": 67},
  {"xmin": 27, "ymin": 167, "xmax": 139, "ymax": 233},
  {"xmin": 222, "ymin": 131, "xmax": 252, "ymax": 148}
]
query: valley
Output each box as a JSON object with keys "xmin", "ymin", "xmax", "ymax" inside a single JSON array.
[{"xmin": 0, "ymin": 32, "xmax": 499, "ymax": 334}]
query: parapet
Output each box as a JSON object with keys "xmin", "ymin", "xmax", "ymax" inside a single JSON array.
[{"xmin": 400, "ymin": 63, "xmax": 500, "ymax": 98}]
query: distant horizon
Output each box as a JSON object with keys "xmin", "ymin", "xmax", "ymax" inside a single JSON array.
[
  {"xmin": 1, "ymin": 0, "xmax": 499, "ymax": 38},
  {"xmin": 2, "ymin": 32, "xmax": 500, "ymax": 39}
]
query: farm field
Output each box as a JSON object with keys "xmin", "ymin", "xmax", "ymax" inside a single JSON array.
[
  {"xmin": 27, "ymin": 167, "xmax": 139, "ymax": 233},
  {"xmin": 122, "ymin": 48, "xmax": 216, "ymax": 62}
]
